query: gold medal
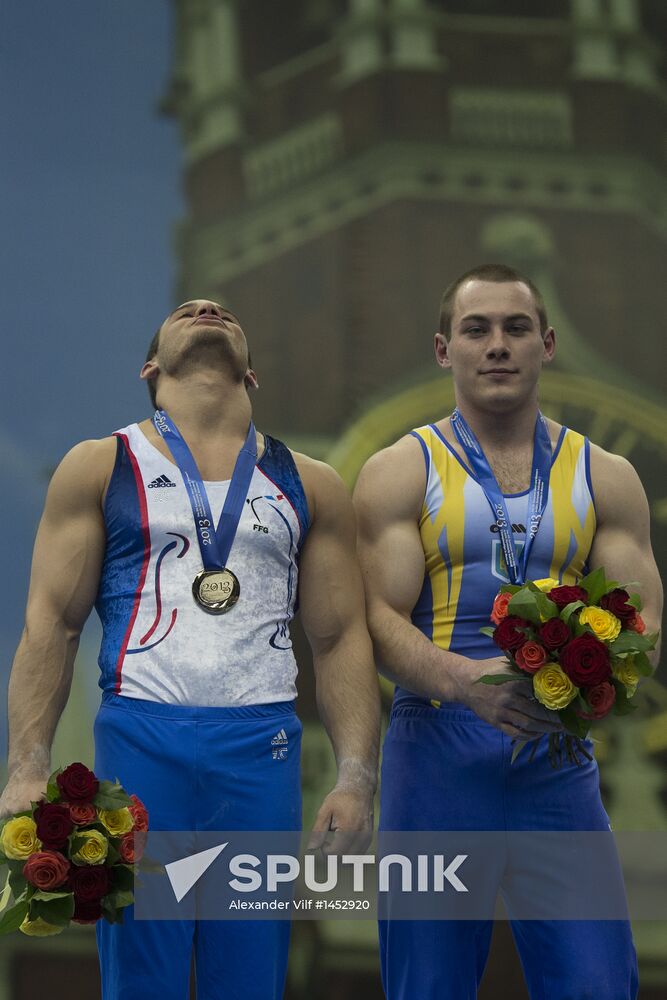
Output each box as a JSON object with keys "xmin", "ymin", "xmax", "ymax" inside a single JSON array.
[{"xmin": 192, "ymin": 568, "xmax": 240, "ymax": 614}]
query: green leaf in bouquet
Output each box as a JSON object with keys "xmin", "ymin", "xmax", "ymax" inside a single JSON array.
[
  {"xmin": 627, "ymin": 593, "xmax": 642, "ymax": 611},
  {"xmin": 507, "ymin": 590, "xmax": 541, "ymax": 625},
  {"xmin": 610, "ymin": 632, "xmax": 656, "ymax": 655},
  {"xmin": 560, "ymin": 600, "xmax": 585, "ymax": 625},
  {"xmin": 558, "ymin": 704, "xmax": 591, "ymax": 740},
  {"xmin": 93, "ymin": 780, "xmax": 133, "ymax": 811},
  {"xmin": 47, "ymin": 766, "xmax": 64, "ymax": 783},
  {"xmin": 137, "ymin": 854, "xmax": 166, "ymax": 875},
  {"xmin": 30, "ymin": 889, "xmax": 73, "ymax": 902},
  {"xmin": 100, "ymin": 895, "xmax": 124, "ymax": 924},
  {"xmin": 578, "ymin": 567, "xmax": 608, "ymax": 605},
  {"xmin": 105, "ymin": 888, "xmax": 135, "ymax": 910},
  {"xmin": 100, "ymin": 895, "xmax": 117, "ymax": 918},
  {"xmin": 30, "ymin": 891, "xmax": 75, "ymax": 927},
  {"xmin": 610, "ymin": 679, "xmax": 637, "ymax": 717},
  {"xmin": 479, "ymin": 626, "xmax": 496, "ymax": 639},
  {"xmin": 46, "ymin": 781, "xmax": 61, "ymax": 803},
  {"xmin": 106, "ymin": 841, "xmax": 122, "ymax": 867},
  {"xmin": 8, "ymin": 867, "xmax": 27, "ymax": 899},
  {"xmin": 0, "ymin": 869, "xmax": 10, "ymax": 909},
  {"xmin": 0, "ymin": 899, "xmax": 29, "ymax": 935},
  {"xmin": 46, "ymin": 767, "xmax": 64, "ymax": 802},
  {"xmin": 499, "ymin": 585, "xmax": 522, "ymax": 595},
  {"xmin": 572, "ymin": 617, "xmax": 588, "ymax": 638},
  {"xmin": 475, "ymin": 674, "xmax": 523, "ymax": 685},
  {"xmin": 110, "ymin": 864, "xmax": 135, "ymax": 892},
  {"xmin": 534, "ymin": 593, "xmax": 558, "ymax": 622},
  {"xmin": 6, "ymin": 859, "xmax": 28, "ymax": 877},
  {"xmin": 69, "ymin": 834, "xmax": 90, "ymax": 855},
  {"xmin": 76, "ymin": 820, "xmax": 111, "ymax": 843},
  {"xmin": 631, "ymin": 651, "xmax": 654, "ymax": 678}
]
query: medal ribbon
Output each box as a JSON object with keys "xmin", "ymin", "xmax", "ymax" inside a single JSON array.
[
  {"xmin": 153, "ymin": 410, "xmax": 257, "ymax": 572},
  {"xmin": 449, "ymin": 408, "xmax": 552, "ymax": 585}
]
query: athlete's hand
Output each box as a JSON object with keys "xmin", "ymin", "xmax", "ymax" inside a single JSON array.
[
  {"xmin": 307, "ymin": 786, "xmax": 374, "ymax": 856},
  {"xmin": 0, "ymin": 775, "xmax": 48, "ymax": 821},
  {"xmin": 452, "ymin": 655, "xmax": 564, "ymax": 741}
]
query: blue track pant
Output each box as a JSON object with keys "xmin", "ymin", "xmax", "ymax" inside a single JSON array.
[
  {"xmin": 93, "ymin": 692, "xmax": 302, "ymax": 1000},
  {"xmin": 379, "ymin": 699, "xmax": 638, "ymax": 1000}
]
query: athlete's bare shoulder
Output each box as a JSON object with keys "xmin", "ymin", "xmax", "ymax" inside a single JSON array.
[
  {"xmin": 52, "ymin": 436, "xmax": 118, "ymax": 509},
  {"xmin": 587, "ymin": 440, "xmax": 646, "ymax": 525},
  {"xmin": 354, "ymin": 434, "xmax": 426, "ymax": 523},
  {"xmin": 289, "ymin": 450, "xmax": 350, "ymax": 524}
]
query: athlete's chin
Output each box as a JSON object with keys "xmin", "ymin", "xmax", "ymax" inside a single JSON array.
[
  {"xmin": 474, "ymin": 386, "xmax": 527, "ymax": 412},
  {"xmin": 177, "ymin": 334, "xmax": 245, "ymax": 371}
]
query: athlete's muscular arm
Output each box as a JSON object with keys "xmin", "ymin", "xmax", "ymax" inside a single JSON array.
[
  {"xmin": 588, "ymin": 446, "xmax": 663, "ymax": 665},
  {"xmin": 0, "ymin": 439, "xmax": 113, "ymax": 819},
  {"xmin": 353, "ymin": 436, "xmax": 563, "ymax": 739},
  {"xmin": 296, "ymin": 457, "xmax": 381, "ymax": 854}
]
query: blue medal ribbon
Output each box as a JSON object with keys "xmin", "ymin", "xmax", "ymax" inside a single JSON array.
[
  {"xmin": 449, "ymin": 408, "xmax": 552, "ymax": 585},
  {"xmin": 152, "ymin": 410, "xmax": 257, "ymax": 573}
]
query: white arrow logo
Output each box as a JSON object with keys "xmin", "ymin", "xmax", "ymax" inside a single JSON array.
[{"xmin": 165, "ymin": 842, "xmax": 228, "ymax": 902}]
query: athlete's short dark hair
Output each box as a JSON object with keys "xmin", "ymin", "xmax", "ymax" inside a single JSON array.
[{"xmin": 438, "ymin": 264, "xmax": 548, "ymax": 340}]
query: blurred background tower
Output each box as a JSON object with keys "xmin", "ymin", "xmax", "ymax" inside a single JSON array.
[{"xmin": 158, "ymin": 2, "xmax": 667, "ymax": 997}]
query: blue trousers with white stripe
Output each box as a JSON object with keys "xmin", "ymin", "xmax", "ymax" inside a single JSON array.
[
  {"xmin": 379, "ymin": 699, "xmax": 638, "ymax": 1000},
  {"xmin": 93, "ymin": 692, "xmax": 302, "ymax": 1000}
]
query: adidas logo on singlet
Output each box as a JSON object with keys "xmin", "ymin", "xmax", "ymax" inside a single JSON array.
[
  {"xmin": 147, "ymin": 474, "xmax": 177, "ymax": 488},
  {"xmin": 271, "ymin": 729, "xmax": 289, "ymax": 760}
]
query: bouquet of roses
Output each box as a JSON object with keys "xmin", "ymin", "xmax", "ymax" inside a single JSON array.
[
  {"xmin": 0, "ymin": 762, "xmax": 148, "ymax": 936},
  {"xmin": 478, "ymin": 568, "xmax": 658, "ymax": 767}
]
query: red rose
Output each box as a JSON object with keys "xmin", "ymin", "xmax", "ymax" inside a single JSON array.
[
  {"xmin": 56, "ymin": 763, "xmax": 99, "ymax": 802},
  {"xmin": 514, "ymin": 642, "xmax": 548, "ymax": 674},
  {"xmin": 490, "ymin": 592, "xmax": 512, "ymax": 625},
  {"xmin": 627, "ymin": 612, "xmax": 646, "ymax": 634},
  {"xmin": 493, "ymin": 616, "xmax": 530, "ymax": 652},
  {"xmin": 578, "ymin": 681, "xmax": 616, "ymax": 720},
  {"xmin": 71, "ymin": 864, "xmax": 110, "ymax": 902},
  {"xmin": 22, "ymin": 850, "xmax": 71, "ymax": 891},
  {"xmin": 128, "ymin": 795, "xmax": 149, "ymax": 833},
  {"xmin": 68, "ymin": 802, "xmax": 98, "ymax": 826},
  {"xmin": 72, "ymin": 897, "xmax": 103, "ymax": 925},
  {"xmin": 538, "ymin": 617, "xmax": 572, "ymax": 651},
  {"xmin": 599, "ymin": 589, "xmax": 635, "ymax": 625},
  {"xmin": 119, "ymin": 831, "xmax": 145, "ymax": 864},
  {"xmin": 559, "ymin": 634, "xmax": 611, "ymax": 687},
  {"xmin": 34, "ymin": 801, "xmax": 74, "ymax": 849},
  {"xmin": 548, "ymin": 585, "xmax": 588, "ymax": 610}
]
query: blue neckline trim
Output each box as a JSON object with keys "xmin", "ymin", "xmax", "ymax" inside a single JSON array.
[{"xmin": 428, "ymin": 422, "xmax": 567, "ymax": 498}]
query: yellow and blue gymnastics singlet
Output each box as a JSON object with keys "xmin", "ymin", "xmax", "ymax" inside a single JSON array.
[
  {"xmin": 397, "ymin": 421, "xmax": 596, "ymax": 710},
  {"xmin": 379, "ymin": 422, "xmax": 638, "ymax": 1000}
]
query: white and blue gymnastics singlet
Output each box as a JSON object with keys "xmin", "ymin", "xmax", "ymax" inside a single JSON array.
[{"xmin": 95, "ymin": 423, "xmax": 310, "ymax": 707}]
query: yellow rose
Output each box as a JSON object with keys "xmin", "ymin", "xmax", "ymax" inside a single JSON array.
[
  {"xmin": 97, "ymin": 807, "xmax": 134, "ymax": 837},
  {"xmin": 533, "ymin": 664, "xmax": 578, "ymax": 710},
  {"xmin": 613, "ymin": 657, "xmax": 640, "ymax": 698},
  {"xmin": 579, "ymin": 607, "xmax": 621, "ymax": 642},
  {"xmin": 0, "ymin": 816, "xmax": 41, "ymax": 860},
  {"xmin": 71, "ymin": 829, "xmax": 109, "ymax": 865},
  {"xmin": 532, "ymin": 578, "xmax": 560, "ymax": 593},
  {"xmin": 19, "ymin": 914, "xmax": 65, "ymax": 937}
]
